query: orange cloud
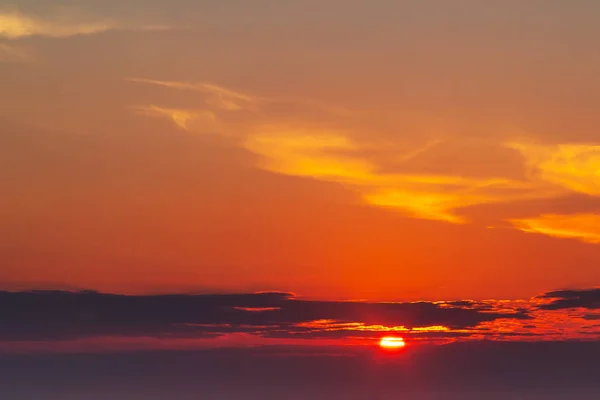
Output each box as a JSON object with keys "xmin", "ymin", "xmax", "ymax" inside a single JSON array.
[
  {"xmin": 501, "ymin": 141, "xmax": 600, "ymax": 243},
  {"xmin": 507, "ymin": 141, "xmax": 600, "ymax": 196},
  {"xmin": 130, "ymin": 79, "xmax": 587, "ymax": 226},
  {"xmin": 245, "ymin": 127, "xmax": 548, "ymax": 223},
  {"xmin": 510, "ymin": 213, "xmax": 600, "ymax": 244},
  {"xmin": 244, "ymin": 128, "xmax": 373, "ymax": 183}
]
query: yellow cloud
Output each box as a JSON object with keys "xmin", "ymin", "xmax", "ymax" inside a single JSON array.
[
  {"xmin": 244, "ymin": 128, "xmax": 547, "ymax": 223},
  {"xmin": 133, "ymin": 105, "xmax": 218, "ymax": 131},
  {"xmin": 511, "ymin": 214, "xmax": 600, "ymax": 244},
  {"xmin": 0, "ymin": 9, "xmax": 167, "ymax": 39},
  {"xmin": 130, "ymin": 81, "xmax": 582, "ymax": 225},
  {"xmin": 364, "ymin": 189, "xmax": 490, "ymax": 223},
  {"xmin": 244, "ymin": 129, "xmax": 374, "ymax": 184},
  {"xmin": 507, "ymin": 141, "xmax": 600, "ymax": 196}
]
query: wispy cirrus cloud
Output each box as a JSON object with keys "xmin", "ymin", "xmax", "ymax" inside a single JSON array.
[
  {"xmin": 127, "ymin": 77, "xmax": 350, "ymax": 115},
  {"xmin": 510, "ymin": 213, "xmax": 600, "ymax": 244},
  {"xmin": 499, "ymin": 141, "xmax": 600, "ymax": 244},
  {"xmin": 507, "ymin": 141, "xmax": 600, "ymax": 197},
  {"xmin": 132, "ymin": 105, "xmax": 219, "ymax": 131},
  {"xmin": 244, "ymin": 128, "xmax": 551, "ymax": 223},
  {"xmin": 0, "ymin": 8, "xmax": 167, "ymax": 39},
  {"xmin": 129, "ymin": 78, "xmax": 555, "ymax": 223},
  {"xmin": 127, "ymin": 77, "xmax": 259, "ymax": 112},
  {"xmin": 128, "ymin": 77, "xmax": 599, "ymax": 230}
]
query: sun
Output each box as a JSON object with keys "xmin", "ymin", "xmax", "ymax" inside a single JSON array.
[{"xmin": 379, "ymin": 336, "xmax": 406, "ymax": 350}]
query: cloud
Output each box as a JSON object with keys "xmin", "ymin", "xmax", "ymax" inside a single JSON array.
[
  {"xmin": 0, "ymin": 8, "xmax": 167, "ymax": 39},
  {"xmin": 507, "ymin": 141, "xmax": 600, "ymax": 197},
  {"xmin": 132, "ymin": 105, "xmax": 219, "ymax": 131},
  {"xmin": 0, "ymin": 290, "xmax": 527, "ymax": 343},
  {"xmin": 539, "ymin": 288, "xmax": 600, "ymax": 310},
  {"xmin": 510, "ymin": 213, "xmax": 600, "ymax": 244},
  {"xmin": 128, "ymin": 78, "xmax": 596, "ymax": 226},
  {"xmin": 128, "ymin": 78, "xmax": 259, "ymax": 111},
  {"xmin": 499, "ymin": 141, "xmax": 600, "ymax": 243},
  {"xmin": 1, "ymin": 289, "xmax": 599, "ymax": 352},
  {"xmin": 128, "ymin": 77, "xmax": 351, "ymax": 116},
  {"xmin": 245, "ymin": 128, "xmax": 552, "ymax": 223}
]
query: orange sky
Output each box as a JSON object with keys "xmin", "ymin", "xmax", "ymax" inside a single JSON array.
[{"xmin": 1, "ymin": 1, "xmax": 599, "ymax": 301}]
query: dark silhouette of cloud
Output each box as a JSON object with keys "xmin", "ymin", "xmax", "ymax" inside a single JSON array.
[
  {"xmin": 539, "ymin": 288, "xmax": 600, "ymax": 310},
  {"xmin": 0, "ymin": 290, "xmax": 528, "ymax": 341}
]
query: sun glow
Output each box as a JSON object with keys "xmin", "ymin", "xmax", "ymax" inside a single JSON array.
[{"xmin": 379, "ymin": 336, "xmax": 406, "ymax": 349}]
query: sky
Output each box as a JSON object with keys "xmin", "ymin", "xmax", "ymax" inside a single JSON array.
[{"xmin": 1, "ymin": 1, "xmax": 600, "ymax": 397}]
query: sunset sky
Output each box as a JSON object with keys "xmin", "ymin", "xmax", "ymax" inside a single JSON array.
[
  {"xmin": 2, "ymin": 1, "xmax": 600, "ymax": 398},
  {"xmin": 2, "ymin": 0, "xmax": 600, "ymax": 300}
]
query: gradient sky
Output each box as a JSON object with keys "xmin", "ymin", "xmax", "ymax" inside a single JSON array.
[
  {"xmin": 2, "ymin": 0, "xmax": 600, "ymax": 302},
  {"xmin": 2, "ymin": 3, "xmax": 600, "ymax": 399}
]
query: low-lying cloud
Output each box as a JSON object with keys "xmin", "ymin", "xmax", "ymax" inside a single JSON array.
[
  {"xmin": 540, "ymin": 288, "xmax": 600, "ymax": 310},
  {"xmin": 1, "ymin": 288, "xmax": 598, "ymax": 351}
]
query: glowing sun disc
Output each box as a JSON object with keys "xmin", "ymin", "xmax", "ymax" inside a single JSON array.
[{"xmin": 379, "ymin": 337, "xmax": 406, "ymax": 349}]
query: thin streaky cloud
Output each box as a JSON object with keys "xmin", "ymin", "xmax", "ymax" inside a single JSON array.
[
  {"xmin": 129, "ymin": 79, "xmax": 597, "ymax": 232},
  {"xmin": 506, "ymin": 140, "xmax": 600, "ymax": 197},
  {"xmin": 245, "ymin": 127, "xmax": 559, "ymax": 223},
  {"xmin": 127, "ymin": 77, "xmax": 351, "ymax": 115},
  {"xmin": 395, "ymin": 139, "xmax": 445, "ymax": 163},
  {"xmin": 132, "ymin": 105, "xmax": 219, "ymax": 131},
  {"xmin": 510, "ymin": 213, "xmax": 600, "ymax": 244},
  {"xmin": 127, "ymin": 77, "xmax": 258, "ymax": 111},
  {"xmin": 0, "ymin": 8, "xmax": 168, "ymax": 39}
]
